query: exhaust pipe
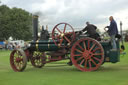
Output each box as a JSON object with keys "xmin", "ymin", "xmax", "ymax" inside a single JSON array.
[{"xmin": 32, "ymin": 15, "xmax": 38, "ymax": 41}]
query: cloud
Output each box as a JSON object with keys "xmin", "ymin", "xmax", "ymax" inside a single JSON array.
[{"xmin": 1, "ymin": 0, "xmax": 128, "ymax": 31}]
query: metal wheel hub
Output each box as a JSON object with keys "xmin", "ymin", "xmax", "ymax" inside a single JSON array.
[
  {"xmin": 82, "ymin": 50, "xmax": 92, "ymax": 59},
  {"xmin": 35, "ymin": 56, "xmax": 40, "ymax": 59},
  {"xmin": 61, "ymin": 33, "xmax": 64, "ymax": 37},
  {"xmin": 16, "ymin": 58, "xmax": 23, "ymax": 63}
]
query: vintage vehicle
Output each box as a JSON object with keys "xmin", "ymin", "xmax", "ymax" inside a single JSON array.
[{"xmin": 10, "ymin": 15, "xmax": 123, "ymax": 72}]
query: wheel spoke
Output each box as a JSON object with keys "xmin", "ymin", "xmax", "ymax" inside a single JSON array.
[
  {"xmin": 88, "ymin": 60, "xmax": 92, "ymax": 69},
  {"xmin": 15, "ymin": 52, "xmax": 19, "ymax": 57},
  {"xmin": 56, "ymin": 27, "xmax": 62, "ymax": 33},
  {"xmin": 75, "ymin": 48, "xmax": 83, "ymax": 53},
  {"xmin": 88, "ymin": 40, "xmax": 90, "ymax": 50},
  {"xmin": 93, "ymin": 47, "xmax": 100, "ymax": 52},
  {"xmin": 64, "ymin": 36, "xmax": 71, "ymax": 43},
  {"xmin": 37, "ymin": 60, "xmax": 40, "ymax": 65},
  {"xmin": 76, "ymin": 57, "xmax": 83, "ymax": 62},
  {"xmin": 84, "ymin": 59, "xmax": 87, "ymax": 68},
  {"xmin": 59, "ymin": 38, "xmax": 63, "ymax": 46},
  {"xmin": 19, "ymin": 63, "xmax": 22, "ymax": 69},
  {"xmin": 18, "ymin": 51, "xmax": 21, "ymax": 57},
  {"xmin": 77, "ymin": 44, "xmax": 84, "ymax": 51},
  {"xmin": 93, "ymin": 53, "xmax": 103, "ymax": 56},
  {"xmin": 89, "ymin": 43, "xmax": 96, "ymax": 52},
  {"xmin": 93, "ymin": 57, "xmax": 101, "ymax": 62},
  {"xmin": 63, "ymin": 24, "xmax": 67, "ymax": 33},
  {"xmin": 14, "ymin": 55, "xmax": 17, "ymax": 58},
  {"xmin": 83, "ymin": 41, "xmax": 86, "ymax": 49},
  {"xmin": 73, "ymin": 54, "xmax": 82, "ymax": 56},
  {"xmin": 91, "ymin": 58, "xmax": 97, "ymax": 66},
  {"xmin": 14, "ymin": 58, "xmax": 16, "ymax": 62},
  {"xmin": 17, "ymin": 63, "xmax": 20, "ymax": 69},
  {"xmin": 79, "ymin": 59, "xmax": 85, "ymax": 66}
]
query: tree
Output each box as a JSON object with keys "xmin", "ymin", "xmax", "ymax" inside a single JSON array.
[
  {"xmin": 9, "ymin": 7, "xmax": 32, "ymax": 40},
  {"xmin": 0, "ymin": 5, "xmax": 32, "ymax": 41},
  {"xmin": 0, "ymin": 5, "xmax": 11, "ymax": 41}
]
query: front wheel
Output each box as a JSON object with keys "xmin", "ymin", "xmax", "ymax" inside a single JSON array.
[{"xmin": 10, "ymin": 49, "xmax": 27, "ymax": 72}]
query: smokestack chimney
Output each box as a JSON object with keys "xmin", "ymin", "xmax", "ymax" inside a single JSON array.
[{"xmin": 32, "ymin": 15, "xmax": 38, "ymax": 41}]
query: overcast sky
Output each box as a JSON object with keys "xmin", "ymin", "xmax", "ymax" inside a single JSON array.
[{"xmin": 1, "ymin": 0, "xmax": 128, "ymax": 32}]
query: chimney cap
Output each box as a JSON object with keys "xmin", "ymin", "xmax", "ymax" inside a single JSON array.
[{"xmin": 33, "ymin": 15, "xmax": 38, "ymax": 18}]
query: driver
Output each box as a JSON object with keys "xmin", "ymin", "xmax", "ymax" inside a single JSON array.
[{"xmin": 81, "ymin": 22, "xmax": 101, "ymax": 41}]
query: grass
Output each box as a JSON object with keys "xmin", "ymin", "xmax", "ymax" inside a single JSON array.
[{"xmin": 0, "ymin": 43, "xmax": 128, "ymax": 85}]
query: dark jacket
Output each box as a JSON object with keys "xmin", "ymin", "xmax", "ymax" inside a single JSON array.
[
  {"xmin": 82, "ymin": 24, "xmax": 97, "ymax": 36},
  {"xmin": 107, "ymin": 20, "xmax": 118, "ymax": 36}
]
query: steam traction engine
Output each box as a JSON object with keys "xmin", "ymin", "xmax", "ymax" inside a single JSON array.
[{"xmin": 10, "ymin": 15, "xmax": 120, "ymax": 72}]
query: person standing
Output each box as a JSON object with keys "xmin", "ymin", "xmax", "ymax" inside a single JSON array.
[{"xmin": 105, "ymin": 16, "xmax": 118, "ymax": 50}]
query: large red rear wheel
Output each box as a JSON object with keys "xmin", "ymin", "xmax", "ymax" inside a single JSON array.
[
  {"xmin": 71, "ymin": 38, "xmax": 104, "ymax": 71},
  {"xmin": 52, "ymin": 23, "xmax": 75, "ymax": 47},
  {"xmin": 31, "ymin": 51, "xmax": 46, "ymax": 68},
  {"xmin": 10, "ymin": 49, "xmax": 27, "ymax": 72}
]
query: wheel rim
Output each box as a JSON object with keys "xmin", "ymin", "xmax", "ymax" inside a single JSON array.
[
  {"xmin": 71, "ymin": 38, "xmax": 104, "ymax": 71},
  {"xmin": 10, "ymin": 49, "xmax": 27, "ymax": 72},
  {"xmin": 31, "ymin": 51, "xmax": 46, "ymax": 68},
  {"xmin": 52, "ymin": 23, "xmax": 75, "ymax": 47}
]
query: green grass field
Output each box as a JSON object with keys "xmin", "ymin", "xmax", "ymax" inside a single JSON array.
[{"xmin": 0, "ymin": 43, "xmax": 128, "ymax": 85}]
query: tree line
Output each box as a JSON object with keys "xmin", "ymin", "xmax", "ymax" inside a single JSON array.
[{"xmin": 0, "ymin": 4, "xmax": 32, "ymax": 41}]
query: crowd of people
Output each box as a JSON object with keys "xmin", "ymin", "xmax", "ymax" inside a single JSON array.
[{"xmin": 0, "ymin": 40, "xmax": 28, "ymax": 50}]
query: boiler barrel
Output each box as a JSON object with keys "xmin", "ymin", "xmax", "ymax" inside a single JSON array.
[{"xmin": 29, "ymin": 40, "xmax": 60, "ymax": 51}]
